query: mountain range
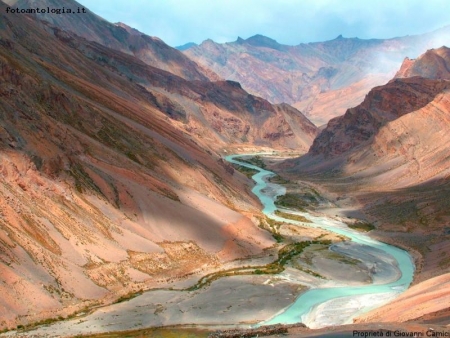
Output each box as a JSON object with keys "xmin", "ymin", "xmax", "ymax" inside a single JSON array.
[
  {"xmin": 184, "ymin": 27, "xmax": 450, "ymax": 125},
  {"xmin": 1, "ymin": 0, "xmax": 450, "ymax": 333}
]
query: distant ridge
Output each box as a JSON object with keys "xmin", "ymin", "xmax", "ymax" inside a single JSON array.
[
  {"xmin": 239, "ymin": 34, "xmax": 285, "ymax": 50},
  {"xmin": 175, "ymin": 42, "xmax": 198, "ymax": 51},
  {"xmin": 184, "ymin": 25, "xmax": 450, "ymax": 125}
]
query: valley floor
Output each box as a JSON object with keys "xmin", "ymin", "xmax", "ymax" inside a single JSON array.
[
  {"xmin": 0, "ymin": 153, "xmax": 422, "ymax": 337},
  {"xmin": 0, "ymin": 154, "xmax": 448, "ymax": 337},
  {"xmin": 0, "ymin": 227, "xmax": 372, "ymax": 337}
]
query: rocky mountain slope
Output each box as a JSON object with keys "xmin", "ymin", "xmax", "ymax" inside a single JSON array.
[
  {"xmin": 0, "ymin": 1, "xmax": 319, "ymax": 329},
  {"xmin": 308, "ymin": 75, "xmax": 450, "ymax": 159},
  {"xmin": 281, "ymin": 47, "xmax": 450, "ymax": 283},
  {"xmin": 395, "ymin": 46, "xmax": 450, "ymax": 79},
  {"xmin": 3, "ymin": 0, "xmax": 219, "ymax": 81},
  {"xmin": 307, "ymin": 46, "xmax": 450, "ymax": 167},
  {"xmin": 1, "ymin": 0, "xmax": 317, "ymax": 152},
  {"xmin": 184, "ymin": 28, "xmax": 450, "ymax": 125}
]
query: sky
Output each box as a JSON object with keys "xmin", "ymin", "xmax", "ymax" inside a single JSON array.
[{"xmin": 76, "ymin": 0, "xmax": 450, "ymax": 47}]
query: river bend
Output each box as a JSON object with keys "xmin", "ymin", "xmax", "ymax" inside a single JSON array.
[{"xmin": 225, "ymin": 154, "xmax": 415, "ymax": 328}]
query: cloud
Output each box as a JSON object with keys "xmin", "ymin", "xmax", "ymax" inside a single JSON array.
[{"xmin": 76, "ymin": 0, "xmax": 450, "ymax": 46}]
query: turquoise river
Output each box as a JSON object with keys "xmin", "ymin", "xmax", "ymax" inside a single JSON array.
[{"xmin": 225, "ymin": 154, "xmax": 415, "ymax": 327}]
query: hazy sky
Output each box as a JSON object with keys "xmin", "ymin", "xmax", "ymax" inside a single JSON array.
[{"xmin": 76, "ymin": 0, "xmax": 450, "ymax": 47}]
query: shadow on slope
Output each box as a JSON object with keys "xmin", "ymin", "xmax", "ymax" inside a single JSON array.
[{"xmin": 0, "ymin": 2, "xmax": 276, "ymax": 330}]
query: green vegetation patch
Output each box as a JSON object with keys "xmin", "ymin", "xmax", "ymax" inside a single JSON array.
[
  {"xmin": 268, "ymin": 174, "xmax": 290, "ymax": 184},
  {"xmin": 275, "ymin": 193, "xmax": 307, "ymax": 211},
  {"xmin": 75, "ymin": 327, "xmax": 209, "ymax": 338},
  {"xmin": 275, "ymin": 191, "xmax": 322, "ymax": 211},
  {"xmin": 115, "ymin": 289, "xmax": 144, "ymax": 304},
  {"xmin": 239, "ymin": 155, "xmax": 266, "ymax": 169},
  {"xmin": 258, "ymin": 216, "xmax": 285, "ymax": 242},
  {"xmin": 346, "ymin": 221, "xmax": 375, "ymax": 232},
  {"xmin": 275, "ymin": 210, "xmax": 312, "ymax": 223},
  {"xmin": 271, "ymin": 232, "xmax": 284, "ymax": 243},
  {"xmin": 264, "ymin": 217, "xmax": 284, "ymax": 231},
  {"xmin": 231, "ymin": 164, "xmax": 259, "ymax": 178},
  {"xmin": 326, "ymin": 251, "xmax": 360, "ymax": 265},
  {"xmin": 187, "ymin": 239, "xmax": 332, "ymax": 291}
]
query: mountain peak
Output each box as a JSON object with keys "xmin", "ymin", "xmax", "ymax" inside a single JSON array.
[
  {"xmin": 175, "ymin": 42, "xmax": 198, "ymax": 51},
  {"xmin": 395, "ymin": 46, "xmax": 450, "ymax": 80},
  {"xmin": 243, "ymin": 34, "xmax": 283, "ymax": 50},
  {"xmin": 115, "ymin": 22, "xmax": 141, "ymax": 36},
  {"xmin": 200, "ymin": 38, "xmax": 217, "ymax": 47}
]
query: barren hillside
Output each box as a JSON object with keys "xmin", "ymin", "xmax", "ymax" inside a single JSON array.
[
  {"xmin": 0, "ymin": 1, "xmax": 315, "ymax": 329},
  {"xmin": 184, "ymin": 28, "xmax": 450, "ymax": 125},
  {"xmin": 280, "ymin": 47, "xmax": 450, "ymax": 283}
]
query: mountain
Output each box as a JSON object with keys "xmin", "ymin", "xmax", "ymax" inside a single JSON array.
[
  {"xmin": 184, "ymin": 28, "xmax": 450, "ymax": 125},
  {"xmin": 281, "ymin": 47, "xmax": 450, "ymax": 284},
  {"xmin": 175, "ymin": 42, "xmax": 198, "ymax": 51},
  {"xmin": 3, "ymin": 0, "xmax": 220, "ymax": 81},
  {"xmin": 307, "ymin": 46, "xmax": 450, "ymax": 163},
  {"xmin": 1, "ymin": 0, "xmax": 317, "ymax": 151},
  {"xmin": 308, "ymin": 76, "xmax": 450, "ymax": 158},
  {"xmin": 0, "ymin": 0, "xmax": 321, "ymax": 329},
  {"xmin": 395, "ymin": 46, "xmax": 450, "ymax": 79}
]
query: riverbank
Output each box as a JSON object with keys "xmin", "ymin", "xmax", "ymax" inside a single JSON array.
[{"xmin": 1, "ymin": 154, "xmax": 414, "ymax": 337}]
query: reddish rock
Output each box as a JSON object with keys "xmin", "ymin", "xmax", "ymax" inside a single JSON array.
[
  {"xmin": 309, "ymin": 76, "xmax": 450, "ymax": 157},
  {"xmin": 395, "ymin": 46, "xmax": 450, "ymax": 80}
]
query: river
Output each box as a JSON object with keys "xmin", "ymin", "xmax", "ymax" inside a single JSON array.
[
  {"xmin": 4, "ymin": 154, "xmax": 416, "ymax": 337},
  {"xmin": 225, "ymin": 154, "xmax": 415, "ymax": 328}
]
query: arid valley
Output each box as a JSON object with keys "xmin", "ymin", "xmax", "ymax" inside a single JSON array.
[{"xmin": 1, "ymin": 1, "xmax": 450, "ymax": 337}]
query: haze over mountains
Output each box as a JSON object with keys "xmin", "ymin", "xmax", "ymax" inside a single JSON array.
[
  {"xmin": 184, "ymin": 27, "xmax": 450, "ymax": 125},
  {"xmin": 300, "ymin": 47, "xmax": 450, "ymax": 183}
]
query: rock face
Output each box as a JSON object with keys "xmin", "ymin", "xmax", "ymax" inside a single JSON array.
[
  {"xmin": 0, "ymin": 1, "xmax": 317, "ymax": 329},
  {"xmin": 294, "ymin": 47, "xmax": 450, "ymax": 193},
  {"xmin": 308, "ymin": 47, "xmax": 450, "ymax": 160},
  {"xmin": 309, "ymin": 76, "xmax": 450, "ymax": 157},
  {"xmin": 395, "ymin": 46, "xmax": 450, "ymax": 80},
  {"xmin": 184, "ymin": 28, "xmax": 450, "ymax": 125}
]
